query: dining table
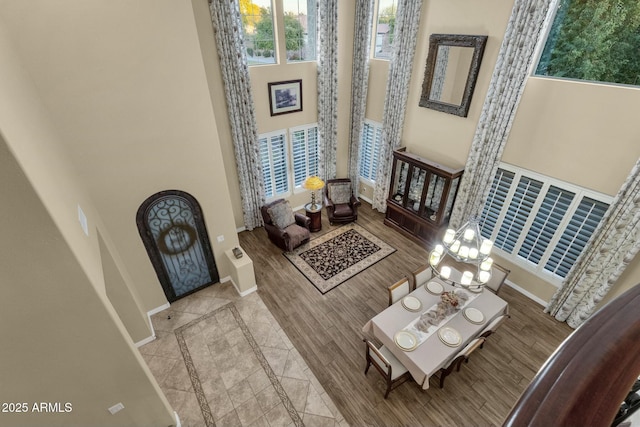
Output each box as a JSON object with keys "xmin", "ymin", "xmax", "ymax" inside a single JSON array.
[{"xmin": 362, "ymin": 276, "xmax": 509, "ymax": 389}]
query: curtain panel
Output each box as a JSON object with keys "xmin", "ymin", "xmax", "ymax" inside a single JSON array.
[
  {"xmin": 449, "ymin": 0, "xmax": 554, "ymax": 228},
  {"xmin": 317, "ymin": 0, "xmax": 339, "ymax": 182},
  {"xmin": 546, "ymin": 158, "xmax": 640, "ymax": 328},
  {"xmin": 372, "ymin": 0, "xmax": 424, "ymax": 212},
  {"xmin": 209, "ymin": 0, "xmax": 265, "ymax": 230},
  {"xmin": 348, "ymin": 0, "xmax": 375, "ymax": 196}
]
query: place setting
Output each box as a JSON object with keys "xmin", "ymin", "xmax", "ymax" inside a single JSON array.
[
  {"xmin": 425, "ymin": 280, "xmax": 444, "ymax": 295},
  {"xmin": 401, "ymin": 295, "xmax": 422, "ymax": 312},
  {"xmin": 437, "ymin": 326, "xmax": 462, "ymax": 347},
  {"xmin": 463, "ymin": 307, "xmax": 485, "ymax": 324},
  {"xmin": 394, "ymin": 330, "xmax": 419, "ymax": 351}
]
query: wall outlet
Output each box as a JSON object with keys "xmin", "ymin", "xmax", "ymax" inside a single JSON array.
[
  {"xmin": 108, "ymin": 402, "xmax": 124, "ymax": 415},
  {"xmin": 217, "ymin": 235, "xmax": 224, "ymax": 243}
]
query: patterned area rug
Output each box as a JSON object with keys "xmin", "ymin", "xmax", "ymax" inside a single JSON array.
[{"xmin": 284, "ymin": 223, "xmax": 396, "ymax": 294}]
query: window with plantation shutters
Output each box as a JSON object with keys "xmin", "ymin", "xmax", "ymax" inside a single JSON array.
[
  {"xmin": 479, "ymin": 163, "xmax": 611, "ymax": 285},
  {"xmin": 259, "ymin": 130, "xmax": 290, "ymax": 199},
  {"xmin": 290, "ymin": 124, "xmax": 319, "ymax": 187},
  {"xmin": 359, "ymin": 120, "xmax": 383, "ymax": 183}
]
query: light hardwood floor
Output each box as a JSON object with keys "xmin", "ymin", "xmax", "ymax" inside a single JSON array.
[{"xmin": 239, "ymin": 202, "xmax": 573, "ymax": 426}]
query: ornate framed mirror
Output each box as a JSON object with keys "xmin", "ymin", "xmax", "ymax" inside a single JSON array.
[{"xmin": 419, "ymin": 34, "xmax": 488, "ymax": 117}]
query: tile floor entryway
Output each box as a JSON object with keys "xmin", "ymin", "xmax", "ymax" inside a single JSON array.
[{"xmin": 139, "ymin": 281, "xmax": 348, "ymax": 427}]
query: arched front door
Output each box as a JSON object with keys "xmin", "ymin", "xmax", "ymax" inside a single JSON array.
[{"xmin": 136, "ymin": 190, "xmax": 219, "ymax": 303}]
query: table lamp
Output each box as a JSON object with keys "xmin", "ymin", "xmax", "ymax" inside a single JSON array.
[{"xmin": 303, "ymin": 176, "xmax": 325, "ymax": 210}]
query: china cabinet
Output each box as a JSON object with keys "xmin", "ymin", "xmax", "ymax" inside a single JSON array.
[{"xmin": 384, "ymin": 147, "xmax": 464, "ymax": 247}]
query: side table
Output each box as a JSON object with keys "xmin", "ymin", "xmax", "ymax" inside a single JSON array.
[{"xmin": 304, "ymin": 203, "xmax": 322, "ymax": 232}]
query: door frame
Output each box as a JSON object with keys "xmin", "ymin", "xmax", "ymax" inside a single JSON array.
[{"xmin": 136, "ymin": 190, "xmax": 219, "ymax": 302}]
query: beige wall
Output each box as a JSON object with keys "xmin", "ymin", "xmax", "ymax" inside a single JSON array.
[
  {"xmin": 0, "ymin": 19, "xmax": 174, "ymax": 424},
  {"xmin": 0, "ymin": 0, "xmax": 242, "ymax": 312},
  {"xmin": 363, "ymin": 0, "xmax": 640, "ymax": 302}
]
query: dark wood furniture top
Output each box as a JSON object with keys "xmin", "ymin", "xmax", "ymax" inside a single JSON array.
[
  {"xmin": 503, "ymin": 283, "xmax": 640, "ymax": 427},
  {"xmin": 304, "ymin": 203, "xmax": 322, "ymax": 232}
]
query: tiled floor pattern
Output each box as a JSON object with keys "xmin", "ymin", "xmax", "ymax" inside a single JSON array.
[{"xmin": 139, "ymin": 282, "xmax": 348, "ymax": 427}]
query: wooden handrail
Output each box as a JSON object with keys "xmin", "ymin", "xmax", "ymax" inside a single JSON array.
[{"xmin": 503, "ymin": 284, "xmax": 640, "ymax": 426}]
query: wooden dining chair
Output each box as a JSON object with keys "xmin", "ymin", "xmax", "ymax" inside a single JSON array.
[
  {"xmin": 484, "ymin": 263, "xmax": 510, "ymax": 294},
  {"xmin": 363, "ymin": 339, "xmax": 411, "ymax": 398},
  {"xmin": 438, "ymin": 337, "xmax": 485, "ymax": 388},
  {"xmin": 479, "ymin": 314, "xmax": 510, "ymax": 348},
  {"xmin": 387, "ymin": 277, "xmax": 412, "ymax": 306},
  {"xmin": 411, "ymin": 264, "xmax": 433, "ymax": 289}
]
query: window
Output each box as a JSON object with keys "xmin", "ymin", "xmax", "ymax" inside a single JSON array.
[
  {"xmin": 259, "ymin": 130, "xmax": 289, "ymax": 198},
  {"xmin": 259, "ymin": 124, "xmax": 319, "ymax": 200},
  {"xmin": 290, "ymin": 124, "xmax": 319, "ymax": 187},
  {"xmin": 374, "ymin": 0, "xmax": 397, "ymax": 59},
  {"xmin": 240, "ymin": 0, "xmax": 277, "ymax": 65},
  {"xmin": 479, "ymin": 164, "xmax": 611, "ymax": 284},
  {"xmin": 283, "ymin": 0, "xmax": 317, "ymax": 62},
  {"xmin": 535, "ymin": 0, "xmax": 640, "ymax": 86},
  {"xmin": 359, "ymin": 120, "xmax": 383, "ymax": 183}
]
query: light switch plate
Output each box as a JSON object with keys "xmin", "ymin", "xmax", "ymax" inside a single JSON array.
[{"xmin": 108, "ymin": 402, "xmax": 124, "ymax": 415}]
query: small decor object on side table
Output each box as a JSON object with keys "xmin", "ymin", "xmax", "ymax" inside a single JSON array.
[
  {"xmin": 303, "ymin": 176, "xmax": 325, "ymax": 232},
  {"xmin": 232, "ymin": 247, "xmax": 243, "ymax": 259}
]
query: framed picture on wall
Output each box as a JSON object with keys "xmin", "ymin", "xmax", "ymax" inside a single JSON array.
[{"xmin": 268, "ymin": 79, "xmax": 303, "ymax": 116}]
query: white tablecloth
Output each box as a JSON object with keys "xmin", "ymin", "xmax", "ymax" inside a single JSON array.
[{"xmin": 362, "ymin": 278, "xmax": 509, "ymax": 389}]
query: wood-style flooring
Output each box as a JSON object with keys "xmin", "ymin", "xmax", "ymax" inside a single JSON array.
[{"xmin": 238, "ymin": 202, "xmax": 573, "ymax": 426}]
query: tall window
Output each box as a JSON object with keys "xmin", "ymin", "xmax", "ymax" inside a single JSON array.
[
  {"xmin": 374, "ymin": 0, "xmax": 397, "ymax": 59},
  {"xmin": 359, "ymin": 120, "xmax": 383, "ymax": 183},
  {"xmin": 259, "ymin": 124, "xmax": 319, "ymax": 200},
  {"xmin": 283, "ymin": 0, "xmax": 317, "ymax": 62},
  {"xmin": 479, "ymin": 164, "xmax": 611, "ymax": 284},
  {"xmin": 259, "ymin": 130, "xmax": 289, "ymax": 198},
  {"xmin": 535, "ymin": 0, "xmax": 640, "ymax": 86},
  {"xmin": 290, "ymin": 124, "xmax": 319, "ymax": 186},
  {"xmin": 240, "ymin": 0, "xmax": 277, "ymax": 65}
]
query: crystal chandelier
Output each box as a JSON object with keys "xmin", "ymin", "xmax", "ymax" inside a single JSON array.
[{"xmin": 428, "ymin": 218, "xmax": 494, "ymax": 289}]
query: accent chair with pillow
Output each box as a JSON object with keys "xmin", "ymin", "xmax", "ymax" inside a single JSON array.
[
  {"xmin": 261, "ymin": 199, "xmax": 311, "ymax": 252},
  {"xmin": 324, "ymin": 178, "xmax": 361, "ymax": 225}
]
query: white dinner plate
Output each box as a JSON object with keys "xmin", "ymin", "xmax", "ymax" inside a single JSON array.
[
  {"xmin": 463, "ymin": 307, "xmax": 485, "ymax": 324},
  {"xmin": 394, "ymin": 331, "xmax": 418, "ymax": 351},
  {"xmin": 401, "ymin": 296, "xmax": 422, "ymax": 312},
  {"xmin": 467, "ymin": 284, "xmax": 483, "ymax": 293},
  {"xmin": 425, "ymin": 281, "xmax": 444, "ymax": 295},
  {"xmin": 438, "ymin": 327, "xmax": 462, "ymax": 347}
]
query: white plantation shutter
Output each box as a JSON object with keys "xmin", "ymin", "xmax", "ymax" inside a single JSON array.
[
  {"xmin": 259, "ymin": 131, "xmax": 290, "ymax": 199},
  {"xmin": 494, "ymin": 176, "xmax": 543, "ymax": 253},
  {"xmin": 479, "ymin": 163, "xmax": 611, "ymax": 285},
  {"xmin": 544, "ymin": 197, "xmax": 609, "ymax": 278},
  {"xmin": 291, "ymin": 125, "xmax": 319, "ymax": 187},
  {"xmin": 480, "ymin": 168, "xmax": 515, "ymax": 239},
  {"xmin": 359, "ymin": 120, "xmax": 383, "ymax": 182},
  {"xmin": 518, "ymin": 186, "xmax": 575, "ymax": 265}
]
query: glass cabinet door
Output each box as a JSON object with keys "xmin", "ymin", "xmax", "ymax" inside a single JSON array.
[
  {"xmin": 422, "ymin": 173, "xmax": 445, "ymax": 220},
  {"xmin": 391, "ymin": 159, "xmax": 409, "ymax": 203},
  {"xmin": 408, "ymin": 168, "xmax": 426, "ymax": 213},
  {"xmin": 443, "ymin": 176, "xmax": 460, "ymax": 220}
]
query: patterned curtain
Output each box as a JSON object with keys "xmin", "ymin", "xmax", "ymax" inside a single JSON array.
[
  {"xmin": 546, "ymin": 158, "xmax": 640, "ymax": 328},
  {"xmin": 372, "ymin": 0, "xmax": 424, "ymax": 212},
  {"xmin": 348, "ymin": 0, "xmax": 375, "ymax": 196},
  {"xmin": 317, "ymin": 0, "xmax": 338, "ymax": 182},
  {"xmin": 209, "ymin": 0, "xmax": 265, "ymax": 230},
  {"xmin": 449, "ymin": 0, "xmax": 553, "ymax": 228}
]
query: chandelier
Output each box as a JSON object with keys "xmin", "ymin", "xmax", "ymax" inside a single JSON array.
[{"xmin": 428, "ymin": 218, "xmax": 494, "ymax": 289}]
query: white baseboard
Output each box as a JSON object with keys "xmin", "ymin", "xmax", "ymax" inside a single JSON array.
[
  {"xmin": 358, "ymin": 194, "xmax": 373, "ymax": 205},
  {"xmin": 222, "ymin": 276, "xmax": 257, "ymax": 297},
  {"xmin": 174, "ymin": 411, "xmax": 181, "ymax": 427},
  {"xmin": 505, "ymin": 279, "xmax": 548, "ymax": 307},
  {"xmin": 135, "ymin": 302, "xmax": 170, "ymax": 348},
  {"xmin": 236, "ymin": 225, "xmax": 246, "ymax": 233}
]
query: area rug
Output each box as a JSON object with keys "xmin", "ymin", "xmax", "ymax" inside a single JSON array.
[{"xmin": 284, "ymin": 223, "xmax": 396, "ymax": 294}]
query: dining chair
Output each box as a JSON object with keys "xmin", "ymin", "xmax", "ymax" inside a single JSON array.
[
  {"xmin": 438, "ymin": 337, "xmax": 485, "ymax": 388},
  {"xmin": 388, "ymin": 277, "xmax": 413, "ymax": 306},
  {"xmin": 479, "ymin": 313, "xmax": 510, "ymax": 348},
  {"xmin": 484, "ymin": 263, "xmax": 511, "ymax": 294},
  {"xmin": 411, "ymin": 264, "xmax": 433, "ymax": 289},
  {"xmin": 363, "ymin": 339, "xmax": 411, "ymax": 398}
]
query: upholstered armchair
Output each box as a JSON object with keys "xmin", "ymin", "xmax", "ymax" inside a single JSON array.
[
  {"xmin": 324, "ymin": 178, "xmax": 361, "ymax": 225},
  {"xmin": 261, "ymin": 199, "xmax": 311, "ymax": 252}
]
